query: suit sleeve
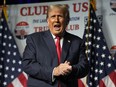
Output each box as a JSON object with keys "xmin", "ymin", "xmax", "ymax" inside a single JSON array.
[
  {"xmin": 22, "ymin": 35, "xmax": 54, "ymax": 84},
  {"xmin": 67, "ymin": 38, "xmax": 89, "ymax": 80}
]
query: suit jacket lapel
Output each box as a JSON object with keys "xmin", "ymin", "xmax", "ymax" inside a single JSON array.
[
  {"xmin": 43, "ymin": 30, "xmax": 59, "ymax": 66},
  {"xmin": 61, "ymin": 32, "xmax": 71, "ymax": 63}
]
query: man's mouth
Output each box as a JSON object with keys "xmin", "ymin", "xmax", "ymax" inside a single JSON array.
[{"xmin": 54, "ymin": 24, "xmax": 61, "ymax": 30}]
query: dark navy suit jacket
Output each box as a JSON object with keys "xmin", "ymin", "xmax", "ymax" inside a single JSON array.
[{"xmin": 22, "ymin": 30, "xmax": 89, "ymax": 87}]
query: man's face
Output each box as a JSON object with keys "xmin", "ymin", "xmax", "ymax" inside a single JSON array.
[{"xmin": 47, "ymin": 7, "xmax": 67, "ymax": 36}]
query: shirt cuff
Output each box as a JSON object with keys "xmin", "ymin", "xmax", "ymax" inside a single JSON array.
[{"xmin": 52, "ymin": 68, "xmax": 56, "ymax": 82}]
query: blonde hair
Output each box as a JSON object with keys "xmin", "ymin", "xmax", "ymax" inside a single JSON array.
[{"xmin": 46, "ymin": 4, "xmax": 70, "ymax": 25}]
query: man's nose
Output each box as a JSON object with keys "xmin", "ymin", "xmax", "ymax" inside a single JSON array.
[{"xmin": 55, "ymin": 16, "xmax": 59, "ymax": 22}]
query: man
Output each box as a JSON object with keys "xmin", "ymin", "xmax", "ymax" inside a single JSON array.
[{"xmin": 22, "ymin": 4, "xmax": 89, "ymax": 87}]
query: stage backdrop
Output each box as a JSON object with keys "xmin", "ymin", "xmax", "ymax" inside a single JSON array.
[{"xmin": 5, "ymin": 0, "xmax": 116, "ymax": 56}]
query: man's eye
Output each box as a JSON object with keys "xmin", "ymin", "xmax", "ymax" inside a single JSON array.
[{"xmin": 51, "ymin": 15, "xmax": 55, "ymax": 18}]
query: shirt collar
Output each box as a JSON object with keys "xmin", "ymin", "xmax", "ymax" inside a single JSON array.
[{"xmin": 51, "ymin": 31, "xmax": 66, "ymax": 39}]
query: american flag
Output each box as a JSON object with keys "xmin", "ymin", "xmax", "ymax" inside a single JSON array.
[
  {"xmin": 0, "ymin": 8, "xmax": 27, "ymax": 87},
  {"xmin": 82, "ymin": 4, "xmax": 116, "ymax": 87}
]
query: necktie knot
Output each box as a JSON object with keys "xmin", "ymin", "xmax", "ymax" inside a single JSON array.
[{"xmin": 56, "ymin": 36, "xmax": 60, "ymax": 40}]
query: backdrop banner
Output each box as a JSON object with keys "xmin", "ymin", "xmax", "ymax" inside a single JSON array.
[{"xmin": 8, "ymin": 0, "xmax": 90, "ymax": 55}]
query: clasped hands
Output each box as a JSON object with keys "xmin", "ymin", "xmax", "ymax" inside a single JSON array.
[{"xmin": 53, "ymin": 61, "xmax": 72, "ymax": 76}]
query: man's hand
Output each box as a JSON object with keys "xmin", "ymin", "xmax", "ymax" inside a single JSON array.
[{"xmin": 53, "ymin": 61, "xmax": 72, "ymax": 76}]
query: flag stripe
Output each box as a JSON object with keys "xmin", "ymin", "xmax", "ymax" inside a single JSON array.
[
  {"xmin": 99, "ymin": 80, "xmax": 106, "ymax": 87},
  {"xmin": 18, "ymin": 72, "xmax": 27, "ymax": 87},
  {"xmin": 109, "ymin": 71, "xmax": 116, "ymax": 86},
  {"xmin": 8, "ymin": 83, "xmax": 14, "ymax": 87},
  {"xmin": 78, "ymin": 79, "xmax": 85, "ymax": 87},
  {"xmin": 102, "ymin": 73, "xmax": 115, "ymax": 87},
  {"xmin": 12, "ymin": 77, "xmax": 23, "ymax": 87},
  {"xmin": 23, "ymin": 71, "xmax": 28, "ymax": 79}
]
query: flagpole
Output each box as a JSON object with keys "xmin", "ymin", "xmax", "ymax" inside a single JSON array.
[
  {"xmin": 81, "ymin": 1, "xmax": 92, "ymax": 87},
  {"xmin": 86, "ymin": 0, "xmax": 97, "ymax": 58},
  {"xmin": 85, "ymin": 1, "xmax": 91, "ymax": 59},
  {"xmin": 84, "ymin": 1, "xmax": 96, "ymax": 86}
]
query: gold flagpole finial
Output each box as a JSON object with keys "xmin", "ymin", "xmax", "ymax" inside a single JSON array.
[
  {"xmin": 3, "ymin": 0, "xmax": 8, "ymax": 21},
  {"xmin": 4, "ymin": 0, "xmax": 6, "ymax": 5},
  {"xmin": 90, "ymin": 0, "xmax": 96, "ymax": 11}
]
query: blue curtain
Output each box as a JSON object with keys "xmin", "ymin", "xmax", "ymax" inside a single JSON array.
[
  {"xmin": 0, "ymin": 0, "xmax": 45, "ymax": 5},
  {"xmin": 0, "ymin": 0, "xmax": 59, "ymax": 5},
  {"xmin": 18, "ymin": 0, "xmax": 40, "ymax": 4}
]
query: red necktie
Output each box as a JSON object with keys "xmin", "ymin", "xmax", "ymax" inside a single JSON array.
[
  {"xmin": 55, "ymin": 36, "xmax": 61, "ymax": 64},
  {"xmin": 55, "ymin": 36, "xmax": 61, "ymax": 87}
]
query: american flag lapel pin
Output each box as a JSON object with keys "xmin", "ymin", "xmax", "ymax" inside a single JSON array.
[{"xmin": 68, "ymin": 40, "xmax": 70, "ymax": 43}]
